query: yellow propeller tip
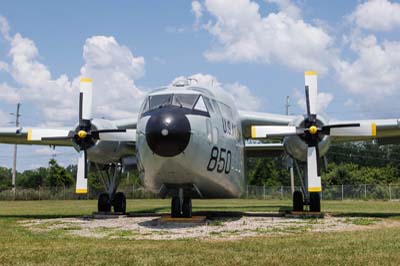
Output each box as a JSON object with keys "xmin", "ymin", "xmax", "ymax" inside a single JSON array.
[{"xmin": 305, "ymin": 71, "xmax": 317, "ymax": 76}]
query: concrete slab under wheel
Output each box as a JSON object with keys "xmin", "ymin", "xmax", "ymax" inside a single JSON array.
[
  {"xmin": 285, "ymin": 211, "xmax": 324, "ymax": 218},
  {"xmin": 158, "ymin": 215, "xmax": 207, "ymax": 224},
  {"xmin": 91, "ymin": 212, "xmax": 127, "ymax": 219}
]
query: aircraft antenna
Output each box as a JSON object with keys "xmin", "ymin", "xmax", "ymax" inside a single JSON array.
[{"xmin": 285, "ymin": 96, "xmax": 290, "ymax": 115}]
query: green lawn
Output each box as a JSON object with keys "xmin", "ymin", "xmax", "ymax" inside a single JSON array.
[{"xmin": 0, "ymin": 199, "xmax": 399, "ymax": 265}]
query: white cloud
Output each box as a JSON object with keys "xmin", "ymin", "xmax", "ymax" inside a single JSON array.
[
  {"xmin": 0, "ymin": 15, "xmax": 10, "ymax": 41},
  {"xmin": 334, "ymin": 33, "xmax": 400, "ymax": 116},
  {"xmin": 294, "ymin": 89, "xmax": 333, "ymax": 114},
  {"xmin": 224, "ymin": 82, "xmax": 262, "ymax": 110},
  {"xmin": 81, "ymin": 36, "xmax": 146, "ymax": 119},
  {"xmin": 335, "ymin": 35, "xmax": 400, "ymax": 96},
  {"xmin": 34, "ymin": 147, "xmax": 61, "ymax": 156},
  {"xmin": 192, "ymin": 1, "xmax": 203, "ymax": 25},
  {"xmin": 0, "ymin": 83, "xmax": 20, "ymax": 103},
  {"xmin": 351, "ymin": 0, "xmax": 400, "ymax": 31},
  {"xmin": 200, "ymin": 0, "xmax": 335, "ymax": 74},
  {"xmin": 266, "ymin": 0, "xmax": 301, "ymax": 20},
  {"xmin": 0, "ymin": 110, "xmax": 11, "ymax": 126},
  {"xmin": 0, "ymin": 16, "xmax": 147, "ymax": 124},
  {"xmin": 174, "ymin": 73, "xmax": 262, "ymax": 111},
  {"xmin": 0, "ymin": 61, "xmax": 8, "ymax": 72}
]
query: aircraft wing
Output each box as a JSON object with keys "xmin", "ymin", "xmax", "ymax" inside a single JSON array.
[
  {"xmin": 244, "ymin": 143, "xmax": 284, "ymax": 157},
  {"xmin": 239, "ymin": 110, "xmax": 295, "ymax": 138},
  {"xmin": 328, "ymin": 118, "xmax": 400, "ymax": 143},
  {"xmin": 113, "ymin": 116, "xmax": 138, "ymax": 129},
  {"xmin": 0, "ymin": 127, "xmax": 73, "ymax": 146}
]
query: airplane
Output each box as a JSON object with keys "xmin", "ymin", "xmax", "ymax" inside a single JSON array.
[{"xmin": 0, "ymin": 71, "xmax": 399, "ymax": 217}]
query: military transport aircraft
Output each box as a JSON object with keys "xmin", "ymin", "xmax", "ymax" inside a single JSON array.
[{"xmin": 0, "ymin": 71, "xmax": 399, "ymax": 217}]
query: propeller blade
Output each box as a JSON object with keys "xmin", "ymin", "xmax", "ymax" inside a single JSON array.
[
  {"xmin": 304, "ymin": 71, "xmax": 318, "ymax": 116},
  {"xmin": 27, "ymin": 128, "xmax": 72, "ymax": 141},
  {"xmin": 79, "ymin": 77, "xmax": 93, "ymax": 122},
  {"xmin": 76, "ymin": 150, "xmax": 88, "ymax": 194},
  {"xmin": 250, "ymin": 126, "xmax": 299, "ymax": 138},
  {"xmin": 328, "ymin": 122, "xmax": 376, "ymax": 137},
  {"xmin": 92, "ymin": 129, "xmax": 137, "ymax": 141},
  {"xmin": 323, "ymin": 123, "xmax": 360, "ymax": 129},
  {"xmin": 307, "ymin": 146, "xmax": 321, "ymax": 193}
]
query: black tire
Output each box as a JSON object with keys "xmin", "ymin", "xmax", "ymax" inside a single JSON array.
[
  {"xmin": 113, "ymin": 192, "xmax": 126, "ymax": 214},
  {"xmin": 292, "ymin": 190, "xmax": 304, "ymax": 212},
  {"xmin": 98, "ymin": 193, "xmax": 111, "ymax": 212},
  {"xmin": 182, "ymin": 198, "xmax": 192, "ymax": 218},
  {"xmin": 309, "ymin": 192, "xmax": 321, "ymax": 212},
  {"xmin": 171, "ymin": 196, "xmax": 181, "ymax": 218}
]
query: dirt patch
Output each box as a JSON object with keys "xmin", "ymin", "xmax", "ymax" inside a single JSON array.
[{"xmin": 19, "ymin": 214, "xmax": 400, "ymax": 241}]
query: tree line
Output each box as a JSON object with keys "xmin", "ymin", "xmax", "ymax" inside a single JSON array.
[
  {"xmin": 0, "ymin": 141, "xmax": 399, "ymax": 191},
  {"xmin": 247, "ymin": 141, "xmax": 400, "ymax": 186}
]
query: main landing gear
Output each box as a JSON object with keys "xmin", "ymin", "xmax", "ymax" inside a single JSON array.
[
  {"xmin": 291, "ymin": 160, "xmax": 321, "ymax": 213},
  {"xmin": 94, "ymin": 163, "xmax": 127, "ymax": 214},
  {"xmin": 292, "ymin": 190, "xmax": 320, "ymax": 212},
  {"xmin": 97, "ymin": 191, "xmax": 127, "ymax": 213}
]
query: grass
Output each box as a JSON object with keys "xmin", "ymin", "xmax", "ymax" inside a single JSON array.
[{"xmin": 0, "ymin": 199, "xmax": 399, "ymax": 265}]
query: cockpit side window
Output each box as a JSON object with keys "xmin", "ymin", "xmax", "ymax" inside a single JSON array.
[
  {"xmin": 211, "ymin": 99, "xmax": 221, "ymax": 115},
  {"xmin": 139, "ymin": 97, "xmax": 149, "ymax": 113},
  {"xmin": 149, "ymin": 94, "xmax": 172, "ymax": 110},
  {"xmin": 203, "ymin": 97, "xmax": 214, "ymax": 113}
]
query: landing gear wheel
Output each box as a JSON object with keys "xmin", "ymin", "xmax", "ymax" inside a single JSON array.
[
  {"xmin": 309, "ymin": 192, "xmax": 321, "ymax": 212},
  {"xmin": 171, "ymin": 196, "xmax": 181, "ymax": 218},
  {"xmin": 182, "ymin": 198, "xmax": 192, "ymax": 218},
  {"xmin": 292, "ymin": 190, "xmax": 304, "ymax": 212},
  {"xmin": 113, "ymin": 192, "xmax": 126, "ymax": 213},
  {"xmin": 98, "ymin": 193, "xmax": 111, "ymax": 212}
]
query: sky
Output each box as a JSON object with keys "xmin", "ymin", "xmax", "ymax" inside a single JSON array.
[{"xmin": 0, "ymin": 0, "xmax": 400, "ymax": 170}]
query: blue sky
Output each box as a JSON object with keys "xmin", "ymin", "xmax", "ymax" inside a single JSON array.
[{"xmin": 0, "ymin": 0, "xmax": 400, "ymax": 170}]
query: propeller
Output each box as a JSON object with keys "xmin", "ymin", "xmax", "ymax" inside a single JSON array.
[
  {"xmin": 28, "ymin": 78, "xmax": 136, "ymax": 194},
  {"xmin": 251, "ymin": 71, "xmax": 376, "ymax": 193}
]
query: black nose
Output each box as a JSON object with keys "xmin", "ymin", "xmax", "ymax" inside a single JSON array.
[{"xmin": 145, "ymin": 107, "xmax": 191, "ymax": 157}]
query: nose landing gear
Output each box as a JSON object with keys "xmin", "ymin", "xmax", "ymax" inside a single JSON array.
[{"xmin": 170, "ymin": 187, "xmax": 193, "ymax": 218}]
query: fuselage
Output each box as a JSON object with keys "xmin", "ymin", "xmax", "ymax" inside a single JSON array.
[{"xmin": 135, "ymin": 82, "xmax": 245, "ymax": 198}]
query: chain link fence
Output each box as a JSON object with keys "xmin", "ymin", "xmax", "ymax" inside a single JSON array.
[
  {"xmin": 244, "ymin": 184, "xmax": 400, "ymax": 200},
  {"xmin": 0, "ymin": 184, "xmax": 399, "ymax": 201}
]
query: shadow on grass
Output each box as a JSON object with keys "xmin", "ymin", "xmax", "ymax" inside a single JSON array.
[
  {"xmin": 0, "ymin": 214, "xmax": 83, "ymax": 219},
  {"xmin": 332, "ymin": 212, "xmax": 400, "ymax": 218}
]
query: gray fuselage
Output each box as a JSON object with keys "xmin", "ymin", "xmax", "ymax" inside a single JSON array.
[{"xmin": 135, "ymin": 84, "xmax": 245, "ymax": 198}]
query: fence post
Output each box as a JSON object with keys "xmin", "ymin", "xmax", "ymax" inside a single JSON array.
[
  {"xmin": 280, "ymin": 186, "xmax": 283, "ymax": 200},
  {"xmin": 389, "ymin": 184, "xmax": 392, "ymax": 201},
  {"xmin": 263, "ymin": 185, "xmax": 265, "ymax": 200},
  {"xmin": 246, "ymin": 185, "xmax": 249, "ymax": 199},
  {"xmin": 341, "ymin": 184, "xmax": 344, "ymax": 201},
  {"xmin": 38, "ymin": 186, "xmax": 41, "ymax": 201},
  {"xmin": 63, "ymin": 184, "xmax": 66, "ymax": 200},
  {"xmin": 364, "ymin": 184, "xmax": 367, "ymax": 199}
]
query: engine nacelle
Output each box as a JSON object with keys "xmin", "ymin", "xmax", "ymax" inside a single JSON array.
[
  {"xmin": 73, "ymin": 119, "xmax": 136, "ymax": 165},
  {"xmin": 283, "ymin": 115, "xmax": 331, "ymax": 162}
]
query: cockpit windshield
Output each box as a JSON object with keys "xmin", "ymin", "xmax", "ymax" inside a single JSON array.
[
  {"xmin": 147, "ymin": 94, "xmax": 199, "ymax": 111},
  {"xmin": 172, "ymin": 94, "xmax": 198, "ymax": 109},
  {"xmin": 149, "ymin": 94, "xmax": 172, "ymax": 109}
]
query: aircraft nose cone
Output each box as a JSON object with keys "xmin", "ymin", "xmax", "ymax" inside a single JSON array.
[{"xmin": 145, "ymin": 107, "xmax": 191, "ymax": 157}]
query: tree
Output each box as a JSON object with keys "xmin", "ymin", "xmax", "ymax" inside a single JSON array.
[
  {"xmin": 17, "ymin": 167, "xmax": 47, "ymax": 188},
  {"xmin": 46, "ymin": 159, "xmax": 74, "ymax": 188},
  {"xmin": 0, "ymin": 167, "xmax": 12, "ymax": 191}
]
